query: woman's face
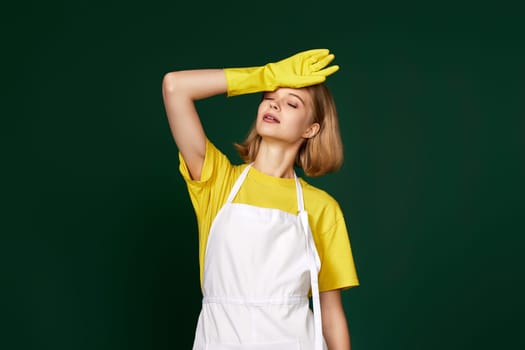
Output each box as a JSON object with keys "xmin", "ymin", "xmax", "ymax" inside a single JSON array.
[{"xmin": 255, "ymin": 88, "xmax": 318, "ymax": 145}]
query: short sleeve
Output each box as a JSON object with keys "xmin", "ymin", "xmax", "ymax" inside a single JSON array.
[
  {"xmin": 178, "ymin": 139, "xmax": 221, "ymax": 187},
  {"xmin": 178, "ymin": 139, "xmax": 234, "ymax": 219},
  {"xmin": 177, "ymin": 139, "xmax": 239, "ymax": 287},
  {"xmin": 316, "ymin": 209, "xmax": 360, "ymax": 292}
]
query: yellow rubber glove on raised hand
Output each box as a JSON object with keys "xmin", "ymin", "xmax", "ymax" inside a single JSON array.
[{"xmin": 224, "ymin": 49, "xmax": 339, "ymax": 96}]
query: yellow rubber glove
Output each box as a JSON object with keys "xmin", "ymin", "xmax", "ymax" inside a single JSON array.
[{"xmin": 224, "ymin": 49, "xmax": 339, "ymax": 96}]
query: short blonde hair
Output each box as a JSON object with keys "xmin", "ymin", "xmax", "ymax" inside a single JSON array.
[{"xmin": 234, "ymin": 83, "xmax": 343, "ymax": 177}]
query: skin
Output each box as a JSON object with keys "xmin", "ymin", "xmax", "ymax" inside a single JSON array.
[
  {"xmin": 254, "ymin": 88, "xmax": 320, "ymax": 178},
  {"xmin": 162, "ymin": 69, "xmax": 351, "ymax": 350}
]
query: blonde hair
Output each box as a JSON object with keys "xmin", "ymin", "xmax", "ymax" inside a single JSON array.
[{"xmin": 234, "ymin": 83, "xmax": 343, "ymax": 177}]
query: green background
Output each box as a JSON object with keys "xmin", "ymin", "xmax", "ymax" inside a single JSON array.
[{"xmin": 3, "ymin": 1, "xmax": 524, "ymax": 349}]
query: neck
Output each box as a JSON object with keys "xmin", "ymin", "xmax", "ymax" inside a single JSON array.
[{"xmin": 253, "ymin": 139, "xmax": 301, "ymax": 178}]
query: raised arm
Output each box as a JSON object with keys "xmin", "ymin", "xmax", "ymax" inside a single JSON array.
[
  {"xmin": 162, "ymin": 69, "xmax": 227, "ymax": 180},
  {"xmin": 162, "ymin": 50, "xmax": 339, "ymax": 180}
]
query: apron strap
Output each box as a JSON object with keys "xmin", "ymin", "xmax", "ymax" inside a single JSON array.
[
  {"xmin": 296, "ymin": 177, "xmax": 323, "ymax": 350},
  {"xmin": 228, "ymin": 164, "xmax": 304, "ymax": 211},
  {"xmin": 226, "ymin": 164, "xmax": 252, "ymax": 203},
  {"xmin": 299, "ymin": 210, "xmax": 323, "ymax": 350},
  {"xmin": 294, "ymin": 173, "xmax": 305, "ymax": 213}
]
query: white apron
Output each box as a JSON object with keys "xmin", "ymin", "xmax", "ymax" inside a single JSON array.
[{"xmin": 192, "ymin": 165, "xmax": 326, "ymax": 350}]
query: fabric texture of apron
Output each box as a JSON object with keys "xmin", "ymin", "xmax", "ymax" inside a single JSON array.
[{"xmin": 192, "ymin": 165, "xmax": 326, "ymax": 350}]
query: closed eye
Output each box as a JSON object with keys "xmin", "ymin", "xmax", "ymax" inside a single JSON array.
[{"xmin": 288, "ymin": 103, "xmax": 298, "ymax": 108}]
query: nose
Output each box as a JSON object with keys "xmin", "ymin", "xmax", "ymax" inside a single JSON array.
[{"xmin": 270, "ymin": 100, "xmax": 280, "ymax": 111}]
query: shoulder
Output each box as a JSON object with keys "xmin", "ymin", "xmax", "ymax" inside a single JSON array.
[
  {"xmin": 179, "ymin": 139, "xmax": 248, "ymax": 217},
  {"xmin": 300, "ymin": 179, "xmax": 342, "ymax": 213},
  {"xmin": 180, "ymin": 138, "xmax": 243, "ymax": 185},
  {"xmin": 299, "ymin": 179, "xmax": 347, "ymax": 236}
]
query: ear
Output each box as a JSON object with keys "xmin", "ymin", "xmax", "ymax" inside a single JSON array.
[{"xmin": 302, "ymin": 122, "xmax": 320, "ymax": 139}]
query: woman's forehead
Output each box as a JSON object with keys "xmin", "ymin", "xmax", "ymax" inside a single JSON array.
[{"xmin": 268, "ymin": 87, "xmax": 311, "ymax": 100}]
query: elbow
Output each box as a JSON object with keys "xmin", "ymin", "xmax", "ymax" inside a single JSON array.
[{"xmin": 162, "ymin": 72, "xmax": 179, "ymax": 95}]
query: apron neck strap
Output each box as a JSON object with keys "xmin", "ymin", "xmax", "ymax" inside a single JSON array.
[
  {"xmin": 226, "ymin": 164, "xmax": 252, "ymax": 203},
  {"xmin": 294, "ymin": 172, "xmax": 305, "ymax": 213},
  {"xmin": 226, "ymin": 164, "xmax": 305, "ymax": 213}
]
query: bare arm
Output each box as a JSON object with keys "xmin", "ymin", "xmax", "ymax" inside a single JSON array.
[
  {"xmin": 161, "ymin": 69, "xmax": 227, "ymax": 180},
  {"xmin": 320, "ymin": 289, "xmax": 351, "ymax": 350}
]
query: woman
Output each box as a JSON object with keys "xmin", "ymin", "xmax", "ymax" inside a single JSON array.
[{"xmin": 162, "ymin": 49, "xmax": 359, "ymax": 350}]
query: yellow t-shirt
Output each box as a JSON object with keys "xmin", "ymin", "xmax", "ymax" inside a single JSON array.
[{"xmin": 179, "ymin": 139, "xmax": 360, "ymax": 292}]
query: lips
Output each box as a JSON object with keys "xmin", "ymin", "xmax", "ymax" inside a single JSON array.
[{"xmin": 263, "ymin": 113, "xmax": 280, "ymax": 123}]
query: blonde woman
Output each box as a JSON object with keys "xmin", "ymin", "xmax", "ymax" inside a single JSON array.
[{"xmin": 162, "ymin": 49, "xmax": 359, "ymax": 350}]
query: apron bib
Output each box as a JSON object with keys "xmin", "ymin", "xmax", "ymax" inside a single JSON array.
[{"xmin": 192, "ymin": 165, "xmax": 325, "ymax": 350}]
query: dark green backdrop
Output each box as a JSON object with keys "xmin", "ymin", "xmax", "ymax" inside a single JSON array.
[{"xmin": 3, "ymin": 1, "xmax": 524, "ymax": 349}]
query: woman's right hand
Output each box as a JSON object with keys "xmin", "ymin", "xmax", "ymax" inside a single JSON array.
[{"xmin": 224, "ymin": 49, "xmax": 339, "ymax": 96}]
